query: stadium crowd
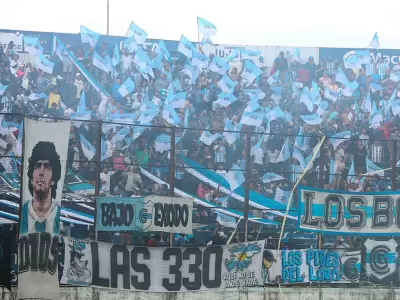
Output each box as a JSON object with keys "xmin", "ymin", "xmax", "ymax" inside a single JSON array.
[{"xmin": 0, "ymin": 35, "xmax": 399, "ymax": 248}]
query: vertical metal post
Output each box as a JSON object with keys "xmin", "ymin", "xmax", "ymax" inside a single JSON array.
[
  {"xmin": 392, "ymin": 137, "xmax": 397, "ymax": 191},
  {"xmin": 169, "ymin": 127, "xmax": 176, "ymax": 246},
  {"xmin": 94, "ymin": 120, "xmax": 102, "ymax": 241},
  {"xmin": 106, "ymin": 0, "xmax": 110, "ymax": 35},
  {"xmin": 244, "ymin": 132, "xmax": 252, "ymax": 242}
]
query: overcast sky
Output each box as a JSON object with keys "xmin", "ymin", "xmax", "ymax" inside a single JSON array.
[{"xmin": 3, "ymin": 0, "xmax": 400, "ymax": 49}]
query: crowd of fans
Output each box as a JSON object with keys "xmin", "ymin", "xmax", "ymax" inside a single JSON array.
[{"xmin": 1, "ymin": 35, "xmax": 400, "ymax": 248}]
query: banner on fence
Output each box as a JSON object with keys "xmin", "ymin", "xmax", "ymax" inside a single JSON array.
[
  {"xmin": 17, "ymin": 118, "xmax": 71, "ymax": 300},
  {"xmin": 298, "ymin": 187, "xmax": 400, "ymax": 235},
  {"xmin": 61, "ymin": 237, "xmax": 263, "ymax": 292},
  {"xmin": 96, "ymin": 196, "xmax": 193, "ymax": 234},
  {"xmin": 263, "ymin": 248, "xmax": 361, "ymax": 284}
]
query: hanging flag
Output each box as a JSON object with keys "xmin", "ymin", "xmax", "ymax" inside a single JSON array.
[
  {"xmin": 92, "ymin": 51, "xmax": 111, "ymax": 73},
  {"xmin": 36, "ymin": 54, "xmax": 54, "ymax": 74},
  {"xmin": 197, "ymin": 17, "xmax": 217, "ymax": 36},
  {"xmin": 112, "ymin": 43, "xmax": 120, "ymax": 66},
  {"xmin": 300, "ymin": 113, "xmax": 323, "ymax": 125},
  {"xmin": 276, "ymin": 137, "xmax": 290, "ymax": 162},
  {"xmin": 191, "ymin": 50, "xmax": 209, "ymax": 69},
  {"xmin": 215, "ymin": 92, "xmax": 238, "ymax": 107},
  {"xmin": 80, "ymin": 25, "xmax": 100, "ymax": 48},
  {"xmin": 177, "ymin": 35, "xmax": 196, "ymax": 59},
  {"xmin": 369, "ymin": 32, "xmax": 380, "ymax": 50},
  {"xmin": 240, "ymin": 112, "xmax": 264, "ymax": 127},
  {"xmin": 77, "ymin": 91, "xmax": 86, "ymax": 113},
  {"xmin": 126, "ymin": 21, "xmax": 147, "ymax": 44},
  {"xmin": 80, "ymin": 134, "xmax": 96, "ymax": 160},
  {"xmin": 118, "ymin": 77, "xmax": 136, "ymax": 97},
  {"xmin": 0, "ymin": 84, "xmax": 8, "ymax": 96},
  {"xmin": 241, "ymin": 60, "xmax": 262, "ymax": 83},
  {"xmin": 209, "ymin": 56, "xmax": 230, "ymax": 75}
]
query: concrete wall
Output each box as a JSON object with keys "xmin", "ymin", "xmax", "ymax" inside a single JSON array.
[{"xmin": 1, "ymin": 287, "xmax": 399, "ymax": 300}]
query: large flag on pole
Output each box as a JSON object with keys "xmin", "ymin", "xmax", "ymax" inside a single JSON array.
[
  {"xmin": 126, "ymin": 21, "xmax": 147, "ymax": 44},
  {"xmin": 197, "ymin": 17, "xmax": 217, "ymax": 36},
  {"xmin": 80, "ymin": 25, "xmax": 100, "ymax": 48}
]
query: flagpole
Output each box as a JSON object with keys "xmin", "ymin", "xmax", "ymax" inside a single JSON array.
[{"xmin": 106, "ymin": 0, "xmax": 110, "ymax": 35}]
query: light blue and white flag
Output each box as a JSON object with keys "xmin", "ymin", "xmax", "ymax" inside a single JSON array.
[
  {"xmin": 112, "ymin": 127, "xmax": 130, "ymax": 143},
  {"xmin": 240, "ymin": 48, "xmax": 261, "ymax": 61},
  {"xmin": 77, "ymin": 91, "xmax": 86, "ymax": 114},
  {"xmin": 268, "ymin": 105, "xmax": 286, "ymax": 122},
  {"xmin": 24, "ymin": 36, "xmax": 42, "ymax": 55},
  {"xmin": 155, "ymin": 134, "xmax": 171, "ymax": 152},
  {"xmin": 267, "ymin": 70, "xmax": 280, "ymax": 86},
  {"xmin": 292, "ymin": 148, "xmax": 306, "ymax": 169},
  {"xmin": 92, "ymin": 51, "xmax": 111, "ymax": 73},
  {"xmin": 162, "ymin": 104, "xmax": 181, "ymax": 126},
  {"xmin": 390, "ymin": 71, "xmax": 400, "ymax": 82},
  {"xmin": 293, "ymin": 48, "xmax": 301, "ymax": 63},
  {"xmin": 275, "ymin": 187, "xmax": 290, "ymax": 205},
  {"xmin": 122, "ymin": 36, "xmax": 138, "ymax": 53},
  {"xmin": 184, "ymin": 108, "xmax": 189, "ymax": 128},
  {"xmin": 330, "ymin": 131, "xmax": 351, "ymax": 150},
  {"xmin": 243, "ymin": 88, "xmax": 266, "ymax": 100},
  {"xmin": 370, "ymin": 110, "xmax": 383, "ymax": 127},
  {"xmin": 260, "ymin": 172, "xmax": 286, "ymax": 183},
  {"xmin": 137, "ymin": 108, "xmax": 158, "ymax": 123},
  {"xmin": 300, "ymin": 90, "xmax": 314, "ymax": 112},
  {"xmin": 218, "ymin": 74, "xmax": 236, "ymax": 93},
  {"xmin": 133, "ymin": 48, "xmax": 151, "ymax": 72},
  {"xmin": 152, "ymin": 52, "xmax": 164, "ymax": 71},
  {"xmin": 215, "ymin": 212, "xmax": 237, "ymax": 228},
  {"xmin": 209, "ymin": 56, "xmax": 230, "ymax": 75},
  {"xmin": 329, "ymin": 158, "xmax": 336, "ymax": 185},
  {"xmin": 126, "ymin": 22, "xmax": 147, "ymax": 45},
  {"xmin": 356, "ymin": 50, "xmax": 371, "ymax": 64},
  {"xmin": 316, "ymin": 100, "xmax": 329, "ymax": 116},
  {"xmin": 191, "ymin": 50, "xmax": 209, "ymax": 69},
  {"xmin": 215, "ymin": 92, "xmax": 238, "ymax": 107},
  {"xmin": 324, "ymin": 87, "xmax": 339, "ymax": 102},
  {"xmin": 241, "ymin": 60, "xmax": 262, "ymax": 83},
  {"xmin": 294, "ymin": 126, "xmax": 307, "ymax": 152},
  {"xmin": 310, "ymin": 81, "xmax": 320, "ymax": 103},
  {"xmin": 80, "ymin": 25, "xmax": 100, "ymax": 48},
  {"xmin": 224, "ymin": 164, "xmax": 245, "ymax": 191},
  {"xmin": 224, "ymin": 48, "xmax": 239, "ymax": 62},
  {"xmin": 366, "ymin": 157, "xmax": 383, "ymax": 174},
  {"xmin": 51, "ymin": 35, "xmax": 64, "ymax": 61},
  {"xmin": 0, "ymin": 85, "xmax": 8, "ymax": 96},
  {"xmin": 177, "ymin": 35, "xmax": 196, "ymax": 59},
  {"xmin": 335, "ymin": 68, "xmax": 348, "ymax": 85},
  {"xmin": 240, "ymin": 112, "xmax": 264, "ymax": 127},
  {"xmin": 36, "ymin": 54, "xmax": 54, "ymax": 74},
  {"xmin": 118, "ymin": 77, "xmax": 135, "ymax": 97},
  {"xmin": 80, "ymin": 134, "xmax": 96, "ymax": 160},
  {"xmin": 363, "ymin": 92, "xmax": 373, "ymax": 113},
  {"xmin": 157, "ymin": 40, "xmax": 170, "ymax": 59},
  {"xmin": 300, "ymin": 113, "xmax": 323, "ymax": 125},
  {"xmin": 167, "ymin": 92, "xmax": 187, "ymax": 109},
  {"xmin": 276, "ymin": 137, "xmax": 290, "ymax": 163},
  {"xmin": 347, "ymin": 160, "xmax": 355, "ymax": 182},
  {"xmin": 223, "ymin": 120, "xmax": 240, "ymax": 145},
  {"xmin": 112, "ymin": 43, "xmax": 120, "ymax": 66},
  {"xmin": 132, "ymin": 125, "xmax": 148, "ymax": 141},
  {"xmin": 370, "ymin": 82, "xmax": 384, "ymax": 93},
  {"xmin": 369, "ymin": 32, "xmax": 380, "ymax": 50},
  {"xmin": 197, "ymin": 17, "xmax": 217, "ymax": 36},
  {"xmin": 199, "ymin": 131, "xmax": 218, "ymax": 146},
  {"xmin": 344, "ymin": 54, "xmax": 362, "ymax": 69},
  {"xmin": 201, "ymin": 35, "xmax": 213, "ymax": 45}
]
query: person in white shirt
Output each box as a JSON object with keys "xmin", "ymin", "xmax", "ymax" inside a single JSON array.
[
  {"xmin": 100, "ymin": 166, "xmax": 114, "ymax": 196},
  {"xmin": 74, "ymin": 73, "xmax": 84, "ymax": 100}
]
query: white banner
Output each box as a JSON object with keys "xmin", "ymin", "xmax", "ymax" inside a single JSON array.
[
  {"xmin": 18, "ymin": 118, "xmax": 71, "ymax": 300},
  {"xmin": 61, "ymin": 238, "xmax": 264, "ymax": 292},
  {"xmin": 96, "ymin": 196, "xmax": 193, "ymax": 234},
  {"xmin": 299, "ymin": 187, "xmax": 400, "ymax": 235}
]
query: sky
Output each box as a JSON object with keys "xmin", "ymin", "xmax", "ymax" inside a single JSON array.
[{"xmin": 3, "ymin": 0, "xmax": 400, "ymax": 49}]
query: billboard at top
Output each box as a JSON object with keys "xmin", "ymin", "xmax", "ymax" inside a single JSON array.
[{"xmin": 320, "ymin": 47, "xmax": 400, "ymax": 66}]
